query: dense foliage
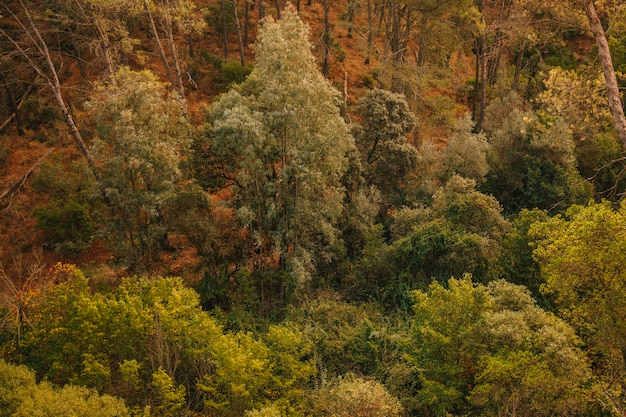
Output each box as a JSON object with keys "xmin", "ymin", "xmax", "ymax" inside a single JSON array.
[{"xmin": 1, "ymin": 0, "xmax": 626, "ymax": 416}]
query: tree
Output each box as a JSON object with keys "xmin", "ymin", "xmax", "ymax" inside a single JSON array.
[
  {"xmin": 481, "ymin": 92, "xmax": 592, "ymax": 214},
  {"xmin": 353, "ymin": 88, "xmax": 417, "ymax": 209},
  {"xmin": 498, "ymin": 208, "xmax": 550, "ymax": 304},
  {"xmin": 518, "ymin": 0, "xmax": 626, "ymax": 149},
  {"xmin": 311, "ymin": 374, "xmax": 404, "ymax": 417},
  {"xmin": 532, "ymin": 200, "xmax": 626, "ymax": 415},
  {"xmin": 412, "ymin": 114, "xmax": 490, "ymax": 200},
  {"xmin": 207, "ymin": 5, "xmax": 355, "ymax": 286},
  {"xmin": 87, "ymin": 68, "xmax": 192, "ymax": 269},
  {"xmin": 583, "ymin": 0, "xmax": 626, "ymax": 150},
  {"xmin": 393, "ymin": 175, "xmax": 509, "ymax": 288},
  {"xmin": 41, "ymin": 0, "xmax": 141, "ymax": 77},
  {"xmin": 143, "ymin": 0, "xmax": 206, "ymax": 113},
  {"xmin": 0, "ymin": 360, "xmax": 129, "ymax": 417},
  {"xmin": 0, "ymin": 0, "xmax": 101, "ymax": 183},
  {"xmin": 405, "ymin": 276, "xmax": 593, "ymax": 416}
]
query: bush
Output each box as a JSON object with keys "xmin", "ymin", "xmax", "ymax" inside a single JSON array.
[
  {"xmin": 31, "ymin": 159, "xmax": 97, "ymax": 254},
  {"xmin": 33, "ymin": 201, "xmax": 95, "ymax": 254},
  {"xmin": 311, "ymin": 374, "xmax": 404, "ymax": 417},
  {"xmin": 220, "ymin": 60, "xmax": 253, "ymax": 85}
]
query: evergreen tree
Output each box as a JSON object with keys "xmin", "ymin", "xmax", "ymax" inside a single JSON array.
[
  {"xmin": 87, "ymin": 68, "xmax": 192, "ymax": 269},
  {"xmin": 207, "ymin": 5, "xmax": 355, "ymax": 287}
]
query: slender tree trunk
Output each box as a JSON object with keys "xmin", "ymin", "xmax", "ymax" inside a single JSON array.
[
  {"xmin": 232, "ymin": 0, "xmax": 246, "ymax": 66},
  {"xmin": 220, "ymin": 0, "xmax": 230, "ymax": 58},
  {"xmin": 585, "ymin": 0, "xmax": 626, "ymax": 151},
  {"xmin": 347, "ymin": 0, "xmax": 356, "ymax": 38},
  {"xmin": 472, "ymin": 38, "xmax": 480, "ymax": 124},
  {"xmin": 244, "ymin": 0, "xmax": 250, "ymax": 46},
  {"xmin": 258, "ymin": 0, "xmax": 266, "ymax": 20},
  {"xmin": 478, "ymin": 35, "xmax": 487, "ymax": 130},
  {"xmin": 274, "ymin": 0, "xmax": 281, "ymax": 19},
  {"xmin": 365, "ymin": 0, "xmax": 373, "ymax": 65},
  {"xmin": 389, "ymin": 4, "xmax": 406, "ymax": 93},
  {"xmin": 0, "ymin": 73, "xmax": 23, "ymax": 136},
  {"xmin": 322, "ymin": 0, "xmax": 331, "ymax": 76},
  {"xmin": 161, "ymin": 3, "xmax": 187, "ymax": 114},
  {"xmin": 7, "ymin": 0, "xmax": 101, "ymax": 183},
  {"xmin": 188, "ymin": 32, "xmax": 194, "ymax": 58},
  {"xmin": 417, "ymin": 16, "xmax": 427, "ymax": 67},
  {"xmin": 512, "ymin": 40, "xmax": 525, "ymax": 92},
  {"xmin": 145, "ymin": 0, "xmax": 175, "ymax": 87}
]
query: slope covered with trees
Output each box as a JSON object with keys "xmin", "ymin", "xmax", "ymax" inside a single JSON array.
[{"xmin": 1, "ymin": 0, "xmax": 626, "ymax": 416}]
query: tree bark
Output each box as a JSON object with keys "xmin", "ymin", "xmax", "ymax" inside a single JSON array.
[
  {"xmin": 321, "ymin": 0, "xmax": 331, "ymax": 76},
  {"xmin": 145, "ymin": 0, "xmax": 175, "ymax": 87},
  {"xmin": 347, "ymin": 0, "xmax": 356, "ymax": 38},
  {"xmin": 0, "ymin": 83, "xmax": 33, "ymax": 135},
  {"xmin": 365, "ymin": 0, "xmax": 373, "ymax": 65},
  {"xmin": 244, "ymin": 0, "xmax": 250, "ymax": 46},
  {"xmin": 220, "ymin": 0, "xmax": 230, "ymax": 58},
  {"xmin": 232, "ymin": 0, "xmax": 246, "ymax": 66},
  {"xmin": 0, "ymin": 73, "xmax": 23, "ymax": 136},
  {"xmin": 0, "ymin": 148, "xmax": 54, "ymax": 207},
  {"xmin": 5, "ymin": 0, "xmax": 101, "ymax": 183},
  {"xmin": 161, "ymin": 1, "xmax": 187, "ymax": 112},
  {"xmin": 274, "ymin": 0, "xmax": 281, "ymax": 19},
  {"xmin": 585, "ymin": 0, "xmax": 626, "ymax": 151}
]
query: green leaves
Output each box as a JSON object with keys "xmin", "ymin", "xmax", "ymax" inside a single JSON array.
[
  {"xmin": 88, "ymin": 68, "xmax": 193, "ymax": 269},
  {"xmin": 354, "ymin": 88, "xmax": 417, "ymax": 208},
  {"xmin": 207, "ymin": 7, "xmax": 354, "ymax": 284},
  {"xmin": 404, "ymin": 276, "xmax": 593, "ymax": 416},
  {"xmin": 0, "ymin": 359, "xmax": 129, "ymax": 417},
  {"xmin": 532, "ymin": 201, "xmax": 626, "ymax": 412}
]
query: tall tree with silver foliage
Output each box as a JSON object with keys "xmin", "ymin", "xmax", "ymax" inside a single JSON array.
[{"xmin": 208, "ymin": 5, "xmax": 355, "ymax": 284}]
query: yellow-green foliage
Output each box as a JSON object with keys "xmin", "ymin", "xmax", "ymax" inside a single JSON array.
[
  {"xmin": 0, "ymin": 359, "xmax": 129, "ymax": 417},
  {"xmin": 311, "ymin": 374, "xmax": 404, "ymax": 417}
]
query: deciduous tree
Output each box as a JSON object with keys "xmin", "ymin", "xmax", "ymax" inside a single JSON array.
[{"xmin": 532, "ymin": 200, "xmax": 626, "ymax": 415}]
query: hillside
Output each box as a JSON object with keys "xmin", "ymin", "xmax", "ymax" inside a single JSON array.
[{"xmin": 1, "ymin": 0, "xmax": 626, "ymax": 416}]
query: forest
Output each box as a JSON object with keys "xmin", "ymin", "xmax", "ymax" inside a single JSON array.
[{"xmin": 1, "ymin": 0, "xmax": 626, "ymax": 416}]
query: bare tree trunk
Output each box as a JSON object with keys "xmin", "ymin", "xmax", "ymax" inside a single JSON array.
[
  {"xmin": 478, "ymin": 37, "xmax": 487, "ymax": 130},
  {"xmin": 512, "ymin": 40, "xmax": 525, "ymax": 92},
  {"xmin": 0, "ymin": 83, "xmax": 33, "ymax": 135},
  {"xmin": 188, "ymin": 32, "xmax": 194, "ymax": 58},
  {"xmin": 274, "ymin": 0, "xmax": 281, "ymax": 19},
  {"xmin": 220, "ymin": 0, "xmax": 229, "ymax": 58},
  {"xmin": 472, "ymin": 37, "xmax": 480, "ymax": 124},
  {"xmin": 244, "ymin": 0, "xmax": 250, "ymax": 46},
  {"xmin": 3, "ymin": 0, "xmax": 101, "ymax": 183},
  {"xmin": 347, "ymin": 0, "xmax": 356, "ymax": 38},
  {"xmin": 417, "ymin": 16, "xmax": 427, "ymax": 67},
  {"xmin": 585, "ymin": 0, "xmax": 626, "ymax": 151},
  {"xmin": 145, "ymin": 0, "xmax": 175, "ymax": 87},
  {"xmin": 232, "ymin": 0, "xmax": 246, "ymax": 66},
  {"xmin": 365, "ymin": 0, "xmax": 373, "ymax": 65},
  {"xmin": 0, "ymin": 73, "xmax": 23, "ymax": 136},
  {"xmin": 161, "ymin": 1, "xmax": 187, "ymax": 112},
  {"xmin": 322, "ymin": 0, "xmax": 331, "ymax": 76}
]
